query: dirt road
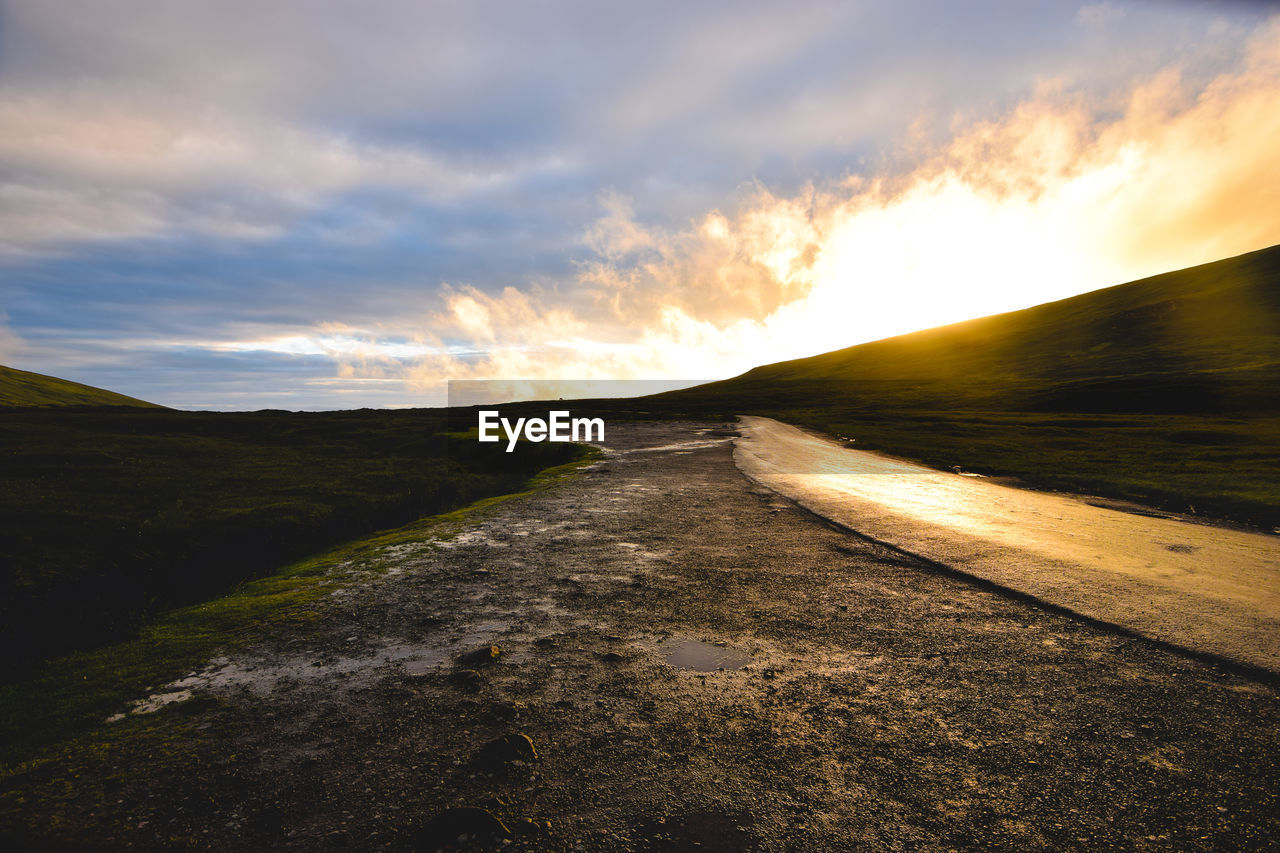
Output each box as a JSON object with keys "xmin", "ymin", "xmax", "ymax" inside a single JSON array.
[{"xmin": 5, "ymin": 422, "xmax": 1279, "ymax": 851}]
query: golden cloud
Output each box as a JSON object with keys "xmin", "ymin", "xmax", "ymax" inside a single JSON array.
[{"xmin": 374, "ymin": 19, "xmax": 1280, "ymax": 395}]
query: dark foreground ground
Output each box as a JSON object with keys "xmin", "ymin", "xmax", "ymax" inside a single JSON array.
[{"xmin": 3, "ymin": 422, "xmax": 1278, "ymax": 851}]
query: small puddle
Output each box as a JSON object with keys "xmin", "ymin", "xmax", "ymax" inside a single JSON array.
[{"xmin": 662, "ymin": 638, "xmax": 750, "ymax": 671}]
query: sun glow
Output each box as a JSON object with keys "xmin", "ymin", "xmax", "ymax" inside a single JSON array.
[
  {"xmin": 764, "ymin": 174, "xmax": 1124, "ymax": 355},
  {"xmin": 193, "ymin": 20, "xmax": 1280, "ymax": 397},
  {"xmin": 556, "ymin": 22, "xmax": 1280, "ymax": 372}
]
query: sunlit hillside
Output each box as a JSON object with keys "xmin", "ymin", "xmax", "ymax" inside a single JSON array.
[
  {"xmin": 697, "ymin": 244, "xmax": 1280, "ymax": 414},
  {"xmin": 0, "ymin": 365, "xmax": 161, "ymax": 408},
  {"xmin": 652, "ymin": 245, "xmax": 1280, "ymax": 525}
]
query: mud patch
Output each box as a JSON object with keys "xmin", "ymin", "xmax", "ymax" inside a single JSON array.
[
  {"xmin": 140, "ymin": 623, "xmax": 515, "ymax": 702},
  {"xmin": 662, "ymin": 638, "xmax": 751, "ymax": 671}
]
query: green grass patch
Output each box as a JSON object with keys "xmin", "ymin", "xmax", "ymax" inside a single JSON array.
[
  {"xmin": 0, "ymin": 365, "xmax": 160, "ymax": 408},
  {"xmin": 781, "ymin": 410, "xmax": 1280, "ymax": 524},
  {"xmin": 0, "ymin": 449, "xmax": 597, "ymax": 773},
  {"xmin": 0, "ymin": 407, "xmax": 586, "ymax": 677}
]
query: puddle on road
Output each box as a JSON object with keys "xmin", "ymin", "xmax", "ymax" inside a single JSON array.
[
  {"xmin": 662, "ymin": 638, "xmax": 751, "ymax": 671},
  {"xmin": 615, "ymin": 438, "xmax": 734, "ymax": 455}
]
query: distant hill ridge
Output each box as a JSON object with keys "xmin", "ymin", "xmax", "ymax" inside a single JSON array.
[
  {"xmin": 690, "ymin": 244, "xmax": 1280, "ymax": 414},
  {"xmin": 0, "ymin": 365, "xmax": 161, "ymax": 408},
  {"xmin": 4, "ymin": 244, "xmax": 1278, "ymax": 415}
]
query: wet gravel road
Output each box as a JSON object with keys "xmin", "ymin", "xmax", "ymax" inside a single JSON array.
[
  {"xmin": 8, "ymin": 421, "xmax": 1280, "ymax": 851},
  {"xmin": 736, "ymin": 416, "xmax": 1280, "ymax": 673}
]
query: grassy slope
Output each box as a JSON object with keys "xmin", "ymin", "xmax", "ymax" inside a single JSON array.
[
  {"xmin": 0, "ymin": 451, "xmax": 597, "ymax": 771},
  {"xmin": 0, "ymin": 365, "xmax": 161, "ymax": 408},
  {"xmin": 0, "ymin": 407, "xmax": 586, "ymax": 679},
  {"xmin": 657, "ymin": 244, "xmax": 1280, "ymax": 526}
]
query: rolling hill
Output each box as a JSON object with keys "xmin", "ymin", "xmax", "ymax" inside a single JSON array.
[
  {"xmin": 653, "ymin": 244, "xmax": 1280, "ymax": 526},
  {"xmin": 694, "ymin": 243, "xmax": 1280, "ymax": 415},
  {"xmin": 0, "ymin": 365, "xmax": 161, "ymax": 408}
]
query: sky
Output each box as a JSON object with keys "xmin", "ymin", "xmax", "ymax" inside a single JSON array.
[{"xmin": 2, "ymin": 0, "xmax": 1279, "ymax": 410}]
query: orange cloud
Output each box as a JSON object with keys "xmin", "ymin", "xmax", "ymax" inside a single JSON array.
[{"xmin": 374, "ymin": 19, "xmax": 1280, "ymax": 397}]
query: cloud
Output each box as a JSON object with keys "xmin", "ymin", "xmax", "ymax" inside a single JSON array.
[
  {"xmin": 367, "ymin": 17, "xmax": 1280, "ymax": 394},
  {"xmin": 0, "ymin": 98, "xmax": 531, "ymax": 256},
  {"xmin": 1077, "ymin": 3, "xmax": 1125, "ymax": 29},
  {"xmin": 3, "ymin": 2, "xmax": 1278, "ymax": 407},
  {"xmin": 3, "ymin": 0, "xmax": 1251, "ymax": 260},
  {"xmin": 0, "ymin": 313, "xmax": 25, "ymax": 364},
  {"xmin": 584, "ymin": 191, "xmax": 655, "ymax": 259}
]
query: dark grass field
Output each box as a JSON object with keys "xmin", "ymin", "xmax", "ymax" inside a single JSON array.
[
  {"xmin": 0, "ymin": 405, "xmax": 586, "ymax": 680},
  {"xmin": 0, "ymin": 452, "xmax": 598, "ymax": 770}
]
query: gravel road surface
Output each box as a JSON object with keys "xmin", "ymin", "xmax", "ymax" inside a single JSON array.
[{"xmin": 6, "ymin": 421, "xmax": 1279, "ymax": 851}]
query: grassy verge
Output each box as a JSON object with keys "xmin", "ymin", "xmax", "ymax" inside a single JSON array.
[
  {"xmin": 0, "ymin": 450, "xmax": 597, "ymax": 774},
  {"xmin": 0, "ymin": 407, "xmax": 583, "ymax": 677},
  {"xmin": 0, "ymin": 364, "xmax": 160, "ymax": 408},
  {"xmin": 774, "ymin": 408, "xmax": 1280, "ymax": 526}
]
